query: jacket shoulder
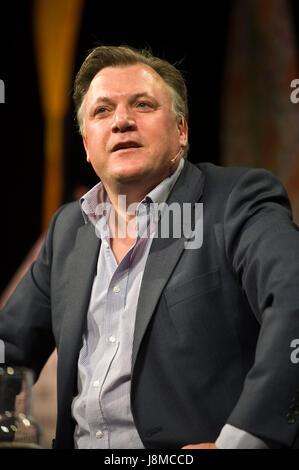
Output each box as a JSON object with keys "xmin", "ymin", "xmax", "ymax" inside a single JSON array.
[
  {"xmin": 49, "ymin": 201, "xmax": 84, "ymax": 231},
  {"xmin": 43, "ymin": 201, "xmax": 85, "ymax": 251},
  {"xmin": 188, "ymin": 161, "xmax": 249, "ymax": 201},
  {"xmin": 193, "ymin": 161, "xmax": 285, "ymax": 199},
  {"xmin": 196, "ymin": 161, "xmax": 249, "ymax": 185}
]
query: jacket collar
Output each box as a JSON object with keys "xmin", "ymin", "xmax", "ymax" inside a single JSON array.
[{"xmin": 131, "ymin": 160, "xmax": 205, "ymax": 370}]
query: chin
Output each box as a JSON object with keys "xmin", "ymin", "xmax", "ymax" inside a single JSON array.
[
  {"xmin": 112, "ymin": 161, "xmax": 150, "ymax": 181},
  {"xmin": 114, "ymin": 170, "xmax": 147, "ymax": 184}
]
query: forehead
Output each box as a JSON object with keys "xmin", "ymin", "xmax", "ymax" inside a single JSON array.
[{"xmin": 85, "ymin": 64, "xmax": 171, "ymax": 103}]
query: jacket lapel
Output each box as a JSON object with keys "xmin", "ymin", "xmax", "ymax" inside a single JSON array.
[
  {"xmin": 57, "ymin": 221, "xmax": 100, "ymax": 402},
  {"xmin": 132, "ymin": 161, "xmax": 205, "ymax": 370}
]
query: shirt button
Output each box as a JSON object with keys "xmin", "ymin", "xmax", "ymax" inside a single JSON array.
[
  {"xmin": 93, "ymin": 380, "xmax": 100, "ymax": 388},
  {"xmin": 113, "ymin": 286, "xmax": 120, "ymax": 293},
  {"xmin": 109, "ymin": 336, "xmax": 116, "ymax": 343},
  {"xmin": 103, "ymin": 240, "xmax": 109, "ymax": 248},
  {"xmin": 96, "ymin": 430, "xmax": 103, "ymax": 439}
]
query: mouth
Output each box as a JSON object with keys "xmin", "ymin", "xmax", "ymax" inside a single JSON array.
[{"xmin": 112, "ymin": 141, "xmax": 143, "ymax": 152}]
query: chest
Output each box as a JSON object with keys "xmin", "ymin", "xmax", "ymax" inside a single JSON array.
[{"xmin": 110, "ymin": 236, "xmax": 136, "ymax": 264}]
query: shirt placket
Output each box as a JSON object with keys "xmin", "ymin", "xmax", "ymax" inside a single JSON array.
[{"xmin": 87, "ymin": 235, "xmax": 132, "ymax": 448}]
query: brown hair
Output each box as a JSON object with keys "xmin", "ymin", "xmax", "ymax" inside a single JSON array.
[{"xmin": 73, "ymin": 45, "xmax": 189, "ymax": 137}]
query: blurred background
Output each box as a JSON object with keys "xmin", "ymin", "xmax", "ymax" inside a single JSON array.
[{"xmin": 0, "ymin": 0, "xmax": 298, "ymax": 448}]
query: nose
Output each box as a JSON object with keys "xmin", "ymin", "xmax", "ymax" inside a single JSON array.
[{"xmin": 111, "ymin": 105, "xmax": 137, "ymax": 133}]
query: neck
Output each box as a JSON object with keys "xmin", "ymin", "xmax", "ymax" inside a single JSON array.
[
  {"xmin": 102, "ymin": 157, "xmax": 182, "ymax": 234},
  {"xmin": 104, "ymin": 158, "xmax": 182, "ymax": 210},
  {"xmin": 104, "ymin": 185, "xmax": 147, "ymax": 241}
]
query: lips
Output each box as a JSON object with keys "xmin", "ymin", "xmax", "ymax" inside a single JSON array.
[{"xmin": 111, "ymin": 141, "xmax": 142, "ymax": 152}]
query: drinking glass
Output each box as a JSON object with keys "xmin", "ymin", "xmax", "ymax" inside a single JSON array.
[{"xmin": 0, "ymin": 365, "xmax": 41, "ymax": 448}]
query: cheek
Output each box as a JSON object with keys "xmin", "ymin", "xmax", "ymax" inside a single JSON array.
[
  {"xmin": 152, "ymin": 122, "xmax": 179, "ymax": 155},
  {"xmin": 142, "ymin": 115, "xmax": 177, "ymax": 146},
  {"xmin": 85, "ymin": 126, "xmax": 109, "ymax": 155}
]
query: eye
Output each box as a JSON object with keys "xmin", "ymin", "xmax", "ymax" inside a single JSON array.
[
  {"xmin": 95, "ymin": 107, "xmax": 108, "ymax": 115},
  {"xmin": 93, "ymin": 104, "xmax": 114, "ymax": 118},
  {"xmin": 136, "ymin": 101, "xmax": 153, "ymax": 112}
]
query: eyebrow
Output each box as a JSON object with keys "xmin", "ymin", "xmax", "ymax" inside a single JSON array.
[
  {"xmin": 90, "ymin": 92, "xmax": 159, "ymax": 108},
  {"xmin": 130, "ymin": 92, "xmax": 158, "ymax": 103}
]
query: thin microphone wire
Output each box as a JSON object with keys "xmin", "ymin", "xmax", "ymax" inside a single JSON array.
[{"xmin": 170, "ymin": 148, "xmax": 184, "ymax": 163}]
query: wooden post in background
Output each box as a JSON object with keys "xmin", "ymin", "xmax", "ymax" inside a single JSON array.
[
  {"xmin": 33, "ymin": 0, "xmax": 84, "ymax": 231},
  {"xmin": 30, "ymin": 0, "xmax": 84, "ymax": 448}
]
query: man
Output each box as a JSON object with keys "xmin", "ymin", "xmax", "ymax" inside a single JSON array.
[{"xmin": 1, "ymin": 46, "xmax": 299, "ymax": 449}]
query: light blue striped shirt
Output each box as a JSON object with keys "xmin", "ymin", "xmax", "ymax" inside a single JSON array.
[{"xmin": 72, "ymin": 160, "xmax": 184, "ymax": 449}]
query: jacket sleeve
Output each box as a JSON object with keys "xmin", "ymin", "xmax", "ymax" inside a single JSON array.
[
  {"xmin": 223, "ymin": 168, "xmax": 299, "ymax": 447},
  {"xmin": 0, "ymin": 206, "xmax": 65, "ymax": 380}
]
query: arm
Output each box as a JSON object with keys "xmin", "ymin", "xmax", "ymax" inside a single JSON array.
[
  {"xmin": 223, "ymin": 168, "xmax": 299, "ymax": 447},
  {"xmin": 0, "ymin": 206, "xmax": 65, "ymax": 379},
  {"xmin": 182, "ymin": 168, "xmax": 299, "ymax": 449}
]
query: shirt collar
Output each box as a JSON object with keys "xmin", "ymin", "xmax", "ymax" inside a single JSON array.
[{"xmin": 80, "ymin": 159, "xmax": 185, "ymax": 227}]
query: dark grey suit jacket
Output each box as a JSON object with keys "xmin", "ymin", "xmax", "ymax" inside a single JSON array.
[{"xmin": 1, "ymin": 161, "xmax": 299, "ymax": 449}]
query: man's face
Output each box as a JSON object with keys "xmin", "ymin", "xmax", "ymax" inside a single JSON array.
[{"xmin": 82, "ymin": 64, "xmax": 188, "ymax": 193}]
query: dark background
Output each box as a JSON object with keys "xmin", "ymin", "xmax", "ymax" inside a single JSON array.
[{"xmin": 0, "ymin": 0, "xmax": 299, "ymax": 293}]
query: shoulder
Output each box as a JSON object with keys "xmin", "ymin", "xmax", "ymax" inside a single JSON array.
[
  {"xmin": 46, "ymin": 201, "xmax": 85, "ymax": 240},
  {"xmin": 53, "ymin": 200, "xmax": 84, "ymax": 226},
  {"xmin": 195, "ymin": 161, "xmax": 256, "ymax": 186},
  {"xmin": 191, "ymin": 161, "xmax": 287, "ymax": 198}
]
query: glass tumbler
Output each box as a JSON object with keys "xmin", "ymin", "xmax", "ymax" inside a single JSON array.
[{"xmin": 0, "ymin": 365, "xmax": 41, "ymax": 448}]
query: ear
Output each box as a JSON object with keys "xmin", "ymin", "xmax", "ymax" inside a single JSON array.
[
  {"xmin": 178, "ymin": 116, "xmax": 188, "ymax": 149},
  {"xmin": 83, "ymin": 135, "xmax": 91, "ymax": 162}
]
